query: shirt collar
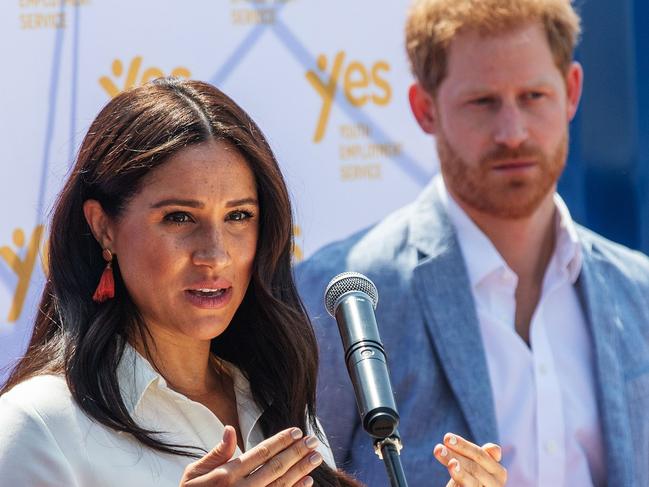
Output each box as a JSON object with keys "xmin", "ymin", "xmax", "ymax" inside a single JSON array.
[
  {"xmin": 436, "ymin": 175, "xmax": 582, "ymax": 287},
  {"xmin": 117, "ymin": 343, "xmax": 161, "ymax": 415},
  {"xmin": 436, "ymin": 175, "xmax": 508, "ymax": 288},
  {"xmin": 117, "ymin": 343, "xmax": 263, "ymax": 426},
  {"xmin": 553, "ymin": 194, "xmax": 582, "ymax": 283}
]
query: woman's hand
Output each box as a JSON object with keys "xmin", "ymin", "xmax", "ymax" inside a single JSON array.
[
  {"xmin": 180, "ymin": 425, "xmax": 323, "ymax": 487},
  {"xmin": 433, "ymin": 433, "xmax": 507, "ymax": 487}
]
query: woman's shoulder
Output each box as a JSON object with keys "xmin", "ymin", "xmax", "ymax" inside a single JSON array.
[
  {"xmin": 0, "ymin": 374, "xmax": 88, "ymax": 434},
  {"xmin": 0, "ymin": 375, "xmax": 109, "ymax": 485},
  {"xmin": 2, "ymin": 374, "xmax": 73, "ymax": 411}
]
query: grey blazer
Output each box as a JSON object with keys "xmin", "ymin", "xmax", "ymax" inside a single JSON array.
[{"xmin": 296, "ymin": 180, "xmax": 649, "ymax": 487}]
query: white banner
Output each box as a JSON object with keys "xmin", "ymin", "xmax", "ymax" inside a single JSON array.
[{"xmin": 0, "ymin": 0, "xmax": 438, "ymax": 381}]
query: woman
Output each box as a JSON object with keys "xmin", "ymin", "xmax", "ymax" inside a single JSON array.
[{"xmin": 0, "ymin": 78, "xmax": 504, "ymax": 487}]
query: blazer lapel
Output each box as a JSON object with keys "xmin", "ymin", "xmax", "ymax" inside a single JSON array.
[
  {"xmin": 577, "ymin": 245, "xmax": 634, "ymax": 486},
  {"xmin": 408, "ymin": 180, "xmax": 498, "ymax": 445}
]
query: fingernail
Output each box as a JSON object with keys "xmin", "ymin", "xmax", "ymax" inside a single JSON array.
[
  {"xmin": 433, "ymin": 444, "xmax": 448, "ymax": 457},
  {"xmin": 454, "ymin": 462, "xmax": 461, "ymax": 473},
  {"xmin": 447, "ymin": 434, "xmax": 458, "ymax": 445},
  {"xmin": 486, "ymin": 444, "xmax": 502, "ymax": 456},
  {"xmin": 303, "ymin": 477, "xmax": 314, "ymax": 487},
  {"xmin": 309, "ymin": 452, "xmax": 323, "ymax": 465},
  {"xmin": 291, "ymin": 428, "xmax": 303, "ymax": 440},
  {"xmin": 305, "ymin": 435, "xmax": 319, "ymax": 449}
]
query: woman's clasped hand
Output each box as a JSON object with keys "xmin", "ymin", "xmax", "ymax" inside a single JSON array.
[{"xmin": 181, "ymin": 427, "xmax": 323, "ymax": 487}]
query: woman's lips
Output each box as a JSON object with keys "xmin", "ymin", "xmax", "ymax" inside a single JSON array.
[{"xmin": 184, "ymin": 287, "xmax": 233, "ymax": 309}]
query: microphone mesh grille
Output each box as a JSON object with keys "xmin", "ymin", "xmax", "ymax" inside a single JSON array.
[{"xmin": 324, "ymin": 271, "xmax": 379, "ymax": 316}]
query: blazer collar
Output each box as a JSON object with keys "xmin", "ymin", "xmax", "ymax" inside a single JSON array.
[
  {"xmin": 408, "ymin": 177, "xmax": 457, "ymax": 260},
  {"xmin": 577, "ymin": 238, "xmax": 634, "ymax": 486},
  {"xmin": 408, "ymin": 178, "xmax": 499, "ymax": 445}
]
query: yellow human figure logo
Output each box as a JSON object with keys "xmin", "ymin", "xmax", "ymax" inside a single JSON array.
[
  {"xmin": 306, "ymin": 52, "xmax": 346, "ymax": 144},
  {"xmin": 292, "ymin": 225, "xmax": 303, "ymax": 262},
  {"xmin": 0, "ymin": 225, "xmax": 45, "ymax": 322},
  {"xmin": 306, "ymin": 51, "xmax": 392, "ymax": 143},
  {"xmin": 99, "ymin": 57, "xmax": 191, "ymax": 98}
]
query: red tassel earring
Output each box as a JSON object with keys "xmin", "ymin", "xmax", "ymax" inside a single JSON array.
[{"xmin": 93, "ymin": 248, "xmax": 115, "ymax": 303}]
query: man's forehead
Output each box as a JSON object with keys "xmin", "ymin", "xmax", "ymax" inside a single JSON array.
[
  {"xmin": 447, "ymin": 21, "xmax": 548, "ymax": 62},
  {"xmin": 441, "ymin": 22, "xmax": 562, "ymax": 94}
]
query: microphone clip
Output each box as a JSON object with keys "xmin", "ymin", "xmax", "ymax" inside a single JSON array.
[{"xmin": 373, "ymin": 435, "xmax": 404, "ymax": 459}]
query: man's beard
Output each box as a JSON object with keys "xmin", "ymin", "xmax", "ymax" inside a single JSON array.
[{"xmin": 436, "ymin": 129, "xmax": 568, "ymax": 219}]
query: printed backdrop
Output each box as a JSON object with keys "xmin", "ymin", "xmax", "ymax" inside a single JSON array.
[{"xmin": 0, "ymin": 0, "xmax": 439, "ymax": 382}]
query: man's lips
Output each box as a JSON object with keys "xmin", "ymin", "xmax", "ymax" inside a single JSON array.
[{"xmin": 491, "ymin": 160, "xmax": 537, "ymax": 171}]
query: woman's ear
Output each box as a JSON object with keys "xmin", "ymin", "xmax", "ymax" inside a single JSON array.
[
  {"xmin": 408, "ymin": 82, "xmax": 438, "ymax": 135},
  {"xmin": 82, "ymin": 200, "xmax": 115, "ymax": 251}
]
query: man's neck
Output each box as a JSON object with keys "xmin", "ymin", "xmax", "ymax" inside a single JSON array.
[
  {"xmin": 452, "ymin": 189, "xmax": 558, "ymax": 344},
  {"xmin": 454, "ymin": 191, "xmax": 557, "ymax": 283}
]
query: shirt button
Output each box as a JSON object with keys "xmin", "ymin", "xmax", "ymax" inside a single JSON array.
[{"xmin": 545, "ymin": 440, "xmax": 557, "ymax": 455}]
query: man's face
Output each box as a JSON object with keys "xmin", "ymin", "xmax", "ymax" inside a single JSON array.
[{"xmin": 415, "ymin": 22, "xmax": 582, "ymax": 218}]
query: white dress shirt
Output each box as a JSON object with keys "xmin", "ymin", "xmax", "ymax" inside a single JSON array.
[
  {"xmin": 437, "ymin": 176, "xmax": 606, "ymax": 486},
  {"xmin": 0, "ymin": 345, "xmax": 335, "ymax": 486}
]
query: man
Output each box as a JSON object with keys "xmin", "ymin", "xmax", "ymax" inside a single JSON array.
[{"xmin": 296, "ymin": 1, "xmax": 649, "ymax": 486}]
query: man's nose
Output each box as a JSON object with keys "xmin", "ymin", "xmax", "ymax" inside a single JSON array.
[{"xmin": 493, "ymin": 103, "xmax": 529, "ymax": 149}]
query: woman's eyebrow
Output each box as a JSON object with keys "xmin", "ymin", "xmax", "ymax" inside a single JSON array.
[
  {"xmin": 150, "ymin": 199, "xmax": 204, "ymax": 209},
  {"xmin": 225, "ymin": 197, "xmax": 258, "ymax": 208},
  {"xmin": 150, "ymin": 197, "xmax": 259, "ymax": 209}
]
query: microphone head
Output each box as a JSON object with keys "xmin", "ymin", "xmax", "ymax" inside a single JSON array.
[{"xmin": 324, "ymin": 271, "xmax": 379, "ymax": 317}]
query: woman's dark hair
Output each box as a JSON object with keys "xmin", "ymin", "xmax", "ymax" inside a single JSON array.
[{"xmin": 1, "ymin": 78, "xmax": 359, "ymax": 486}]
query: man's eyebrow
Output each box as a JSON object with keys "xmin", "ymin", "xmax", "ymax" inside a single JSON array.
[{"xmin": 456, "ymin": 79, "xmax": 556, "ymax": 97}]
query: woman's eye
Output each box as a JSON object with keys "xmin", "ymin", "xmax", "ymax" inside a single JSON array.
[
  {"xmin": 227, "ymin": 210, "xmax": 254, "ymax": 222},
  {"xmin": 164, "ymin": 212, "xmax": 194, "ymax": 224}
]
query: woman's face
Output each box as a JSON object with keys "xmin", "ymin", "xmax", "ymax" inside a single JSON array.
[{"xmin": 99, "ymin": 141, "xmax": 259, "ymax": 346}]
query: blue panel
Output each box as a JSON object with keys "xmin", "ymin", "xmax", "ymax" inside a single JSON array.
[
  {"xmin": 561, "ymin": 0, "xmax": 647, "ymax": 253},
  {"xmin": 634, "ymin": 0, "xmax": 649, "ymax": 252}
]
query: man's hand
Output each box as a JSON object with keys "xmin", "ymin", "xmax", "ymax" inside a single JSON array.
[{"xmin": 433, "ymin": 433, "xmax": 507, "ymax": 487}]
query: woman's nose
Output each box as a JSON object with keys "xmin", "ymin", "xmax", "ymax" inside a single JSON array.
[{"xmin": 191, "ymin": 228, "xmax": 231, "ymax": 268}]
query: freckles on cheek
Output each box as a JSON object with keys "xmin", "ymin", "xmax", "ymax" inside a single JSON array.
[{"xmin": 118, "ymin": 231, "xmax": 174, "ymax": 297}]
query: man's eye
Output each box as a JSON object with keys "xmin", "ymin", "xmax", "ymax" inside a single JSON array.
[
  {"xmin": 523, "ymin": 91, "xmax": 545, "ymax": 101},
  {"xmin": 164, "ymin": 212, "xmax": 194, "ymax": 224},
  {"xmin": 227, "ymin": 210, "xmax": 254, "ymax": 222},
  {"xmin": 471, "ymin": 97, "xmax": 495, "ymax": 106}
]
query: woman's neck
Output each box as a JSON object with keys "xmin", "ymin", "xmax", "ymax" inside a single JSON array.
[
  {"xmin": 131, "ymin": 329, "xmax": 244, "ymax": 449},
  {"xmin": 132, "ymin": 329, "xmax": 217, "ymax": 396}
]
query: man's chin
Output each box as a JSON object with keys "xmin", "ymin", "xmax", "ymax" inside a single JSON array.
[{"xmin": 458, "ymin": 184, "xmax": 552, "ymax": 220}]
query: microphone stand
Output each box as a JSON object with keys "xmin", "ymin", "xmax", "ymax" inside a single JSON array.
[{"xmin": 374, "ymin": 433, "xmax": 409, "ymax": 487}]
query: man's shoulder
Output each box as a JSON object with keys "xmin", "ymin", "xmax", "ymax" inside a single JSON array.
[
  {"xmin": 577, "ymin": 225, "xmax": 649, "ymax": 286},
  {"xmin": 296, "ymin": 200, "xmax": 420, "ymax": 279},
  {"xmin": 295, "ymin": 200, "xmax": 431, "ymax": 312}
]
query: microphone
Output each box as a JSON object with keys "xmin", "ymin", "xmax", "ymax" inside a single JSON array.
[{"xmin": 324, "ymin": 271, "xmax": 399, "ymax": 439}]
